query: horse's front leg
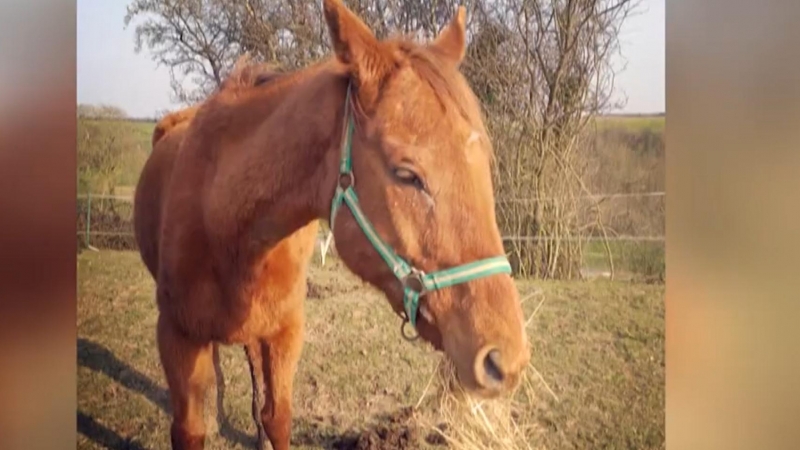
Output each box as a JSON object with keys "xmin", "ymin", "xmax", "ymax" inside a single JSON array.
[
  {"xmin": 257, "ymin": 308, "xmax": 304, "ymax": 450},
  {"xmin": 244, "ymin": 343, "xmax": 268, "ymax": 450},
  {"xmin": 157, "ymin": 313, "xmax": 215, "ymax": 450}
]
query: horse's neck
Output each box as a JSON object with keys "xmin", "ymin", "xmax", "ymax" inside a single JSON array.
[{"xmin": 203, "ymin": 68, "xmax": 346, "ymax": 269}]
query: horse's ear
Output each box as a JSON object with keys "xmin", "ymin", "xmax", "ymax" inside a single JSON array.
[
  {"xmin": 431, "ymin": 6, "xmax": 467, "ymax": 67},
  {"xmin": 322, "ymin": 0, "xmax": 394, "ymax": 106}
]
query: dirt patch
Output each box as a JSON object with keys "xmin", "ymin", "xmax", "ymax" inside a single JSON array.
[
  {"xmin": 307, "ymin": 279, "xmax": 349, "ymax": 299},
  {"xmin": 326, "ymin": 407, "xmax": 445, "ymax": 450}
]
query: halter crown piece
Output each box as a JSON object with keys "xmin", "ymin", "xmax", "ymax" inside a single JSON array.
[{"xmin": 329, "ymin": 82, "xmax": 513, "ymax": 338}]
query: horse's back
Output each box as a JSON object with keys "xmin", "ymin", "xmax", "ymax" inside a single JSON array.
[
  {"xmin": 150, "ymin": 106, "xmax": 199, "ymax": 147},
  {"xmin": 134, "ymin": 119, "xmax": 191, "ymax": 279}
]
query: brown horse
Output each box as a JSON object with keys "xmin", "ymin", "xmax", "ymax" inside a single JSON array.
[
  {"xmin": 136, "ymin": 54, "xmax": 288, "ymax": 281},
  {"xmin": 136, "ymin": 54, "xmax": 294, "ymax": 446},
  {"xmin": 133, "ymin": 1, "xmax": 530, "ymax": 449}
]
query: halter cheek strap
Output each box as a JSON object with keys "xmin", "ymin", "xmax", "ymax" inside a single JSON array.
[{"xmin": 329, "ymin": 82, "xmax": 512, "ymax": 333}]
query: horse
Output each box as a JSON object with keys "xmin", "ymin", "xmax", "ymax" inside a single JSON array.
[
  {"xmin": 136, "ymin": 53, "xmax": 288, "ymax": 277},
  {"xmin": 135, "ymin": 54, "xmax": 294, "ymax": 445},
  {"xmin": 133, "ymin": 1, "xmax": 530, "ymax": 449}
]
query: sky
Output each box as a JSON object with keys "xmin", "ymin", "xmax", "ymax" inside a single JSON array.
[{"xmin": 77, "ymin": 0, "xmax": 664, "ymax": 118}]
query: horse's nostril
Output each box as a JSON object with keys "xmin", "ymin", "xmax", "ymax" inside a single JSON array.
[{"xmin": 483, "ymin": 349, "xmax": 505, "ymax": 384}]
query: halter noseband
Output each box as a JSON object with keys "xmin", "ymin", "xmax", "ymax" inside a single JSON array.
[{"xmin": 328, "ymin": 82, "xmax": 512, "ymax": 337}]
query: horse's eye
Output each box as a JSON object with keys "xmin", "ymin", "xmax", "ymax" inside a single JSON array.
[{"xmin": 393, "ymin": 167, "xmax": 426, "ymax": 191}]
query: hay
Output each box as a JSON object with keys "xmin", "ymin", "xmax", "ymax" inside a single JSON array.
[{"xmin": 413, "ymin": 290, "xmax": 550, "ymax": 450}]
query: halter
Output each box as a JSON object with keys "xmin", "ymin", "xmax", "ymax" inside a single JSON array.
[{"xmin": 329, "ymin": 82, "xmax": 512, "ymax": 338}]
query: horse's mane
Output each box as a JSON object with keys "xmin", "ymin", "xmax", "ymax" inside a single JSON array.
[
  {"xmin": 151, "ymin": 54, "xmax": 285, "ymax": 147},
  {"xmin": 218, "ymin": 53, "xmax": 285, "ymax": 93}
]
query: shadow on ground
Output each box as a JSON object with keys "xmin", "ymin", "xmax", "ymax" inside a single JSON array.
[
  {"xmin": 77, "ymin": 410, "xmax": 148, "ymax": 450},
  {"xmin": 77, "ymin": 337, "xmax": 253, "ymax": 448},
  {"xmin": 77, "ymin": 338, "xmax": 442, "ymax": 450}
]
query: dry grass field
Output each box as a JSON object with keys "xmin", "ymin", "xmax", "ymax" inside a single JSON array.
[{"xmin": 77, "ymin": 249, "xmax": 664, "ymax": 450}]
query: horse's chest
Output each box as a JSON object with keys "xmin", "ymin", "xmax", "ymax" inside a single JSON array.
[
  {"xmin": 218, "ymin": 280, "xmax": 304, "ymax": 343},
  {"xmin": 230, "ymin": 266, "xmax": 304, "ymax": 340}
]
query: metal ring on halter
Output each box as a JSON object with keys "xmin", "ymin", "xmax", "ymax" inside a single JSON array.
[
  {"xmin": 400, "ymin": 316, "xmax": 420, "ymax": 341},
  {"xmin": 401, "ymin": 269, "xmax": 427, "ymax": 296},
  {"xmin": 338, "ymin": 171, "xmax": 354, "ymax": 190}
]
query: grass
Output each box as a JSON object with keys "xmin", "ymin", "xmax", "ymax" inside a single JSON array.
[
  {"xmin": 85, "ymin": 118, "xmax": 155, "ymax": 147},
  {"xmin": 593, "ymin": 115, "xmax": 665, "ymax": 134},
  {"xmin": 77, "ymin": 250, "xmax": 663, "ymax": 450},
  {"xmin": 583, "ymin": 240, "xmax": 665, "ymax": 281},
  {"xmin": 108, "ymin": 120, "xmax": 154, "ymax": 188}
]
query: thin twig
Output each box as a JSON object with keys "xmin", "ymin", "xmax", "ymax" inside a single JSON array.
[
  {"xmin": 415, "ymin": 358, "xmax": 441, "ymax": 410},
  {"xmin": 529, "ymin": 363, "xmax": 559, "ymax": 403},
  {"xmin": 525, "ymin": 296, "xmax": 547, "ymax": 328}
]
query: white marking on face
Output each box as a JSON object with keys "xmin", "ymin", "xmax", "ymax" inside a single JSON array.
[
  {"xmin": 466, "ymin": 130, "xmax": 481, "ymax": 146},
  {"xmin": 465, "ymin": 130, "xmax": 482, "ymax": 164}
]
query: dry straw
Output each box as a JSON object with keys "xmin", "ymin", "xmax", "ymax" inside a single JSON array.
[{"xmin": 414, "ymin": 289, "xmax": 554, "ymax": 450}]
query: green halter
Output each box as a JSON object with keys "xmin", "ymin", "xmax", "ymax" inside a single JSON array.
[{"xmin": 329, "ymin": 83, "xmax": 512, "ymax": 336}]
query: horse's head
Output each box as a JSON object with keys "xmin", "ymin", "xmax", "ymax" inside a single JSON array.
[{"xmin": 322, "ymin": 0, "xmax": 529, "ymax": 398}]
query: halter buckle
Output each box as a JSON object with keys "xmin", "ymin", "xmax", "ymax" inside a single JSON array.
[
  {"xmin": 401, "ymin": 268, "xmax": 427, "ymax": 296},
  {"xmin": 338, "ymin": 171, "xmax": 354, "ymax": 190}
]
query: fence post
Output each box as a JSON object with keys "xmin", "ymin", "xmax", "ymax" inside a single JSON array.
[{"xmin": 85, "ymin": 193, "xmax": 92, "ymax": 247}]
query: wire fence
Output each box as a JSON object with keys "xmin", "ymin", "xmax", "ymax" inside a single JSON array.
[
  {"xmin": 77, "ymin": 193, "xmax": 136, "ymax": 250},
  {"xmin": 76, "ymin": 192, "xmax": 664, "ymax": 278},
  {"xmin": 76, "ymin": 193, "xmax": 665, "ymax": 240}
]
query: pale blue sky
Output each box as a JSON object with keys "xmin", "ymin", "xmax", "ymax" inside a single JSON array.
[{"xmin": 77, "ymin": 0, "xmax": 664, "ymax": 118}]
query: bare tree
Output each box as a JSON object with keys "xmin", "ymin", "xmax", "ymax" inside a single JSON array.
[
  {"xmin": 125, "ymin": 0, "xmax": 243, "ymax": 103},
  {"xmin": 125, "ymin": 0, "xmax": 638, "ymax": 279},
  {"xmin": 124, "ymin": 0, "xmax": 473, "ymax": 102},
  {"xmin": 465, "ymin": 0, "xmax": 637, "ymax": 278}
]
